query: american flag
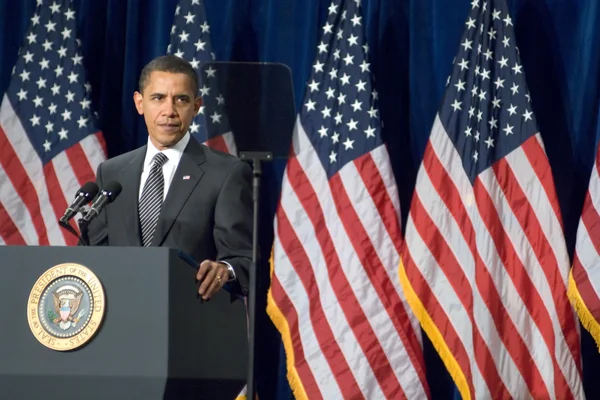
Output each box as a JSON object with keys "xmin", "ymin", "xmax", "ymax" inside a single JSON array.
[
  {"xmin": 266, "ymin": 0, "xmax": 429, "ymax": 398},
  {"xmin": 167, "ymin": 0, "xmax": 236, "ymax": 156},
  {"xmin": 399, "ymin": 0, "xmax": 584, "ymax": 399},
  {"xmin": 0, "ymin": 0, "xmax": 106, "ymax": 246},
  {"xmin": 569, "ymin": 141, "xmax": 600, "ymax": 349}
]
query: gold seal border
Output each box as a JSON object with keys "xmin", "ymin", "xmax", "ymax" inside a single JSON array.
[{"xmin": 27, "ymin": 263, "xmax": 106, "ymax": 351}]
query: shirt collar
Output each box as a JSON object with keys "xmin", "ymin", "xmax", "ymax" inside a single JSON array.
[{"xmin": 144, "ymin": 132, "xmax": 190, "ymax": 169}]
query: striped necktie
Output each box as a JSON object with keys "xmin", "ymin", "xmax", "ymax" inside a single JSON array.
[{"xmin": 139, "ymin": 152, "xmax": 168, "ymax": 246}]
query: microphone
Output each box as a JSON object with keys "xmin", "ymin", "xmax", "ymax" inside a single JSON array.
[
  {"xmin": 81, "ymin": 181, "xmax": 122, "ymax": 224},
  {"xmin": 59, "ymin": 181, "xmax": 99, "ymax": 225}
]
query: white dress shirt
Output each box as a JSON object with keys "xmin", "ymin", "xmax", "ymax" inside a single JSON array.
[{"xmin": 139, "ymin": 133, "xmax": 235, "ymax": 281}]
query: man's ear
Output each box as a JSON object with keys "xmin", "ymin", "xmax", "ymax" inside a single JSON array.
[
  {"xmin": 194, "ymin": 96, "xmax": 202, "ymax": 114},
  {"xmin": 133, "ymin": 91, "xmax": 144, "ymax": 115}
]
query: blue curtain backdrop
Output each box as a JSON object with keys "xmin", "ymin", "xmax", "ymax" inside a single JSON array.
[{"xmin": 2, "ymin": 0, "xmax": 600, "ymax": 398}]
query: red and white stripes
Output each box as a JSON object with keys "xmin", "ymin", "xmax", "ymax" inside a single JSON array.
[
  {"xmin": 0, "ymin": 96, "xmax": 106, "ymax": 245},
  {"xmin": 204, "ymin": 131, "xmax": 237, "ymax": 156},
  {"xmin": 268, "ymin": 119, "xmax": 429, "ymax": 400},
  {"xmin": 400, "ymin": 116, "xmax": 583, "ymax": 400},
  {"xmin": 569, "ymin": 141, "xmax": 600, "ymax": 349}
]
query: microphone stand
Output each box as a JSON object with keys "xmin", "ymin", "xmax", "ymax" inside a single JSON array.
[
  {"xmin": 239, "ymin": 151, "xmax": 272, "ymax": 400},
  {"xmin": 77, "ymin": 208, "xmax": 91, "ymax": 246},
  {"xmin": 58, "ymin": 207, "xmax": 90, "ymax": 246}
]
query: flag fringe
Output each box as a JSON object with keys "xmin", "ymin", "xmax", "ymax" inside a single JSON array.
[
  {"xmin": 398, "ymin": 258, "xmax": 471, "ymax": 400},
  {"xmin": 567, "ymin": 269, "xmax": 600, "ymax": 350},
  {"xmin": 234, "ymin": 394, "xmax": 258, "ymax": 400},
  {"xmin": 266, "ymin": 251, "xmax": 309, "ymax": 400},
  {"xmin": 234, "ymin": 387, "xmax": 256, "ymax": 400}
]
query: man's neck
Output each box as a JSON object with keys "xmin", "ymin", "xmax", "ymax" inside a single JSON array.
[{"xmin": 147, "ymin": 133, "xmax": 190, "ymax": 153}]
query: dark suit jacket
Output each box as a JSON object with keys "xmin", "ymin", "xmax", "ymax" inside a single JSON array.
[{"xmin": 86, "ymin": 136, "xmax": 254, "ymax": 292}]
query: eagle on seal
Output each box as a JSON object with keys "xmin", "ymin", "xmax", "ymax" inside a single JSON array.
[{"xmin": 52, "ymin": 289, "xmax": 83, "ymax": 328}]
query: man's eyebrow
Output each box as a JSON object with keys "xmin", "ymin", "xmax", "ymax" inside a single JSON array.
[{"xmin": 147, "ymin": 93, "xmax": 191, "ymax": 99}]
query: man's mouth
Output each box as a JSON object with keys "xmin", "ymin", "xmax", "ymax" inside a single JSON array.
[{"xmin": 158, "ymin": 123, "xmax": 180, "ymax": 131}]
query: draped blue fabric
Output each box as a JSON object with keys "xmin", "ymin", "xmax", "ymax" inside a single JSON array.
[{"xmin": 1, "ymin": 0, "xmax": 599, "ymax": 398}]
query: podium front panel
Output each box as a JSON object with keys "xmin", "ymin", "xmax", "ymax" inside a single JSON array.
[{"xmin": 0, "ymin": 246, "xmax": 248, "ymax": 399}]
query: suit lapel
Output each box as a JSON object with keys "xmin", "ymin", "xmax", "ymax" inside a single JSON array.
[
  {"xmin": 151, "ymin": 138, "xmax": 206, "ymax": 246},
  {"xmin": 119, "ymin": 146, "xmax": 146, "ymax": 246}
]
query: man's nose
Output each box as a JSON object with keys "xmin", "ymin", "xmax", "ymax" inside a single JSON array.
[{"xmin": 161, "ymin": 101, "xmax": 177, "ymax": 117}]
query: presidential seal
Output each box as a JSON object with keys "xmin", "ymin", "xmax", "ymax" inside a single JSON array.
[{"xmin": 27, "ymin": 263, "xmax": 105, "ymax": 351}]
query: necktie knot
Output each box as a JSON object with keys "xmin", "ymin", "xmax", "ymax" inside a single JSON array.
[{"xmin": 153, "ymin": 152, "xmax": 168, "ymax": 168}]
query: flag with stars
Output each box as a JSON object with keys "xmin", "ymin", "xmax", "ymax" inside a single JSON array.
[
  {"xmin": 167, "ymin": 0, "xmax": 236, "ymax": 156},
  {"xmin": 266, "ymin": 1, "xmax": 430, "ymax": 398},
  {"xmin": 568, "ymin": 140, "xmax": 600, "ymax": 349},
  {"xmin": 398, "ymin": 0, "xmax": 584, "ymax": 399},
  {"xmin": 0, "ymin": 0, "xmax": 106, "ymax": 246}
]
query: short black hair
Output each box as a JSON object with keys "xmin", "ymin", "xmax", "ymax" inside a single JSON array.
[{"xmin": 138, "ymin": 55, "xmax": 199, "ymax": 95}]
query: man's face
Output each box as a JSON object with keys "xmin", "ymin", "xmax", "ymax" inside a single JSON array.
[{"xmin": 133, "ymin": 71, "xmax": 201, "ymax": 150}]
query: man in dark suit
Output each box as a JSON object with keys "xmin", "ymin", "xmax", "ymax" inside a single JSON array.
[{"xmin": 86, "ymin": 55, "xmax": 253, "ymax": 300}]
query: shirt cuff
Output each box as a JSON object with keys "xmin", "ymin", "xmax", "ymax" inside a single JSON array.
[{"xmin": 219, "ymin": 261, "xmax": 236, "ymax": 281}]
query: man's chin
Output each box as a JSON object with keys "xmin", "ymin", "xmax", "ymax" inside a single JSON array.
[{"xmin": 150, "ymin": 131, "xmax": 185, "ymax": 149}]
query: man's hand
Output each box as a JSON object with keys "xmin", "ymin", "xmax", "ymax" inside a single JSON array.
[{"xmin": 196, "ymin": 260, "xmax": 230, "ymax": 300}]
